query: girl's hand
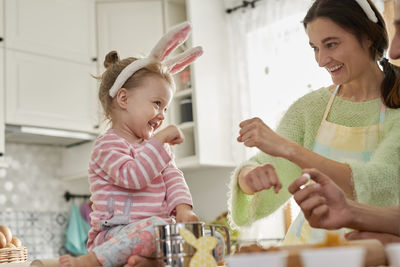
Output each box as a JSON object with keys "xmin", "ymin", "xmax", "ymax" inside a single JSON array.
[
  {"xmin": 175, "ymin": 204, "xmax": 199, "ymax": 222},
  {"xmin": 238, "ymin": 164, "xmax": 282, "ymax": 195},
  {"xmin": 154, "ymin": 125, "xmax": 184, "ymax": 145},
  {"xmin": 238, "ymin": 117, "xmax": 293, "ymax": 158}
]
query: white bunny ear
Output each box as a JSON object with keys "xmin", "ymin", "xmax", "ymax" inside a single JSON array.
[
  {"xmin": 150, "ymin": 21, "xmax": 192, "ymax": 61},
  {"xmin": 164, "ymin": 46, "xmax": 203, "ymax": 74}
]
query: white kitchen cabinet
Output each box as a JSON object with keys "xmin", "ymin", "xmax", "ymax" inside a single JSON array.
[
  {"xmin": 5, "ymin": 50, "xmax": 98, "ymax": 132},
  {"xmin": 3, "ymin": 0, "xmax": 99, "ymax": 134},
  {"xmin": 4, "ymin": 0, "xmax": 96, "ymax": 64},
  {"xmin": 96, "ymin": 0, "xmax": 164, "ymax": 70}
]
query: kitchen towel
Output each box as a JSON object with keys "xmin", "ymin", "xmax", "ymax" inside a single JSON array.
[{"xmin": 64, "ymin": 204, "xmax": 90, "ymax": 256}]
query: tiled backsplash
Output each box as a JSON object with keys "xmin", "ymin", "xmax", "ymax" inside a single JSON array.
[
  {"xmin": 0, "ymin": 142, "xmax": 87, "ymax": 260},
  {"xmin": 0, "ymin": 143, "xmax": 68, "ymax": 212},
  {"xmin": 0, "ymin": 211, "xmax": 68, "ymax": 260}
]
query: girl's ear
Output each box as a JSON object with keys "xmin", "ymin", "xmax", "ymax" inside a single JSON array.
[{"xmin": 115, "ymin": 88, "xmax": 129, "ymax": 109}]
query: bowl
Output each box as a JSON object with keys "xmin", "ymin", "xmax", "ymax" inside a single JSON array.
[
  {"xmin": 226, "ymin": 251, "xmax": 287, "ymax": 267},
  {"xmin": 300, "ymin": 246, "xmax": 365, "ymax": 267},
  {"xmin": 386, "ymin": 242, "xmax": 400, "ymax": 267}
]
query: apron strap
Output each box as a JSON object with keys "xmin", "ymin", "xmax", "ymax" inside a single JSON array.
[
  {"xmin": 322, "ymin": 85, "xmax": 340, "ymax": 121},
  {"xmin": 379, "ymin": 100, "xmax": 386, "ymax": 124}
]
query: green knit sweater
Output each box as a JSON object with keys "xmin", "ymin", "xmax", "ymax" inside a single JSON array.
[{"xmin": 228, "ymin": 87, "xmax": 400, "ymax": 228}]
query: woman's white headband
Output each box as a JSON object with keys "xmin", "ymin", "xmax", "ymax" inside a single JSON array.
[
  {"xmin": 355, "ymin": 0, "xmax": 378, "ymax": 23},
  {"xmin": 109, "ymin": 21, "xmax": 203, "ymax": 98}
]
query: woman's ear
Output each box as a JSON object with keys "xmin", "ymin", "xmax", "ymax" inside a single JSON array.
[
  {"xmin": 115, "ymin": 88, "xmax": 129, "ymax": 110},
  {"xmin": 362, "ymin": 35, "xmax": 373, "ymax": 49}
]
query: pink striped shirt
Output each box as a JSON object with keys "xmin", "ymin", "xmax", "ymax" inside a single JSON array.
[{"xmin": 87, "ymin": 129, "xmax": 193, "ymax": 250}]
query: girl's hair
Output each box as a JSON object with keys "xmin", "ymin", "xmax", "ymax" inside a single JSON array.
[
  {"xmin": 97, "ymin": 51, "xmax": 174, "ymax": 120},
  {"xmin": 303, "ymin": 0, "xmax": 400, "ymax": 108}
]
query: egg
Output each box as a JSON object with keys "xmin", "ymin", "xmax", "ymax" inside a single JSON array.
[
  {"xmin": 0, "ymin": 232, "xmax": 6, "ymax": 248},
  {"xmin": 0, "ymin": 225, "xmax": 12, "ymax": 244},
  {"xmin": 11, "ymin": 236, "xmax": 22, "ymax": 247},
  {"xmin": 5, "ymin": 243, "xmax": 16, "ymax": 248}
]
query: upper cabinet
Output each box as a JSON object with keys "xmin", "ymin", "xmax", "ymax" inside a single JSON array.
[
  {"xmin": 3, "ymin": 0, "xmax": 99, "ymax": 133},
  {"xmin": 4, "ymin": 0, "xmax": 96, "ymax": 63},
  {"xmin": 96, "ymin": 0, "xmax": 164, "ymax": 72}
]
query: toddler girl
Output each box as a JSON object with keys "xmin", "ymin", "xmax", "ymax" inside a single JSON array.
[{"xmin": 59, "ymin": 22, "xmax": 203, "ymax": 267}]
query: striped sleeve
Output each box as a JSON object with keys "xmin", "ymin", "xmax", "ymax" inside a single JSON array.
[
  {"xmin": 162, "ymin": 145, "xmax": 193, "ymax": 215},
  {"xmin": 90, "ymin": 136, "xmax": 171, "ymax": 190}
]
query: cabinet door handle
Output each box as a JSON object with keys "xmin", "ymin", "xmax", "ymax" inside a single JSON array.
[
  {"xmin": 0, "ymin": 37, "xmax": 3, "ymax": 42},
  {"xmin": 0, "ymin": 152, "xmax": 3, "ymax": 157},
  {"xmin": 91, "ymin": 57, "xmax": 97, "ymax": 62},
  {"xmin": 94, "ymin": 125, "xmax": 99, "ymax": 129}
]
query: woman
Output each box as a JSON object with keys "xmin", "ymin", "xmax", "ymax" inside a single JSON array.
[{"xmin": 229, "ymin": 0, "xmax": 400, "ymax": 245}]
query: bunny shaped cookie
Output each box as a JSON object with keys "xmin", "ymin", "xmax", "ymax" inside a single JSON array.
[
  {"xmin": 109, "ymin": 21, "xmax": 203, "ymax": 98},
  {"xmin": 179, "ymin": 228, "xmax": 218, "ymax": 267}
]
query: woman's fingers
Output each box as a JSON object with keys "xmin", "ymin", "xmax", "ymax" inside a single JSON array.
[
  {"xmin": 299, "ymin": 194, "xmax": 326, "ymax": 218},
  {"xmin": 288, "ymin": 175, "xmax": 309, "ymax": 194},
  {"xmin": 263, "ymin": 164, "xmax": 282, "ymax": 193},
  {"xmin": 293, "ymin": 183, "xmax": 321, "ymax": 205},
  {"xmin": 244, "ymin": 165, "xmax": 282, "ymax": 193}
]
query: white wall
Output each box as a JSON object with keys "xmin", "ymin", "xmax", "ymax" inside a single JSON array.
[{"xmin": 183, "ymin": 167, "xmax": 234, "ymax": 222}]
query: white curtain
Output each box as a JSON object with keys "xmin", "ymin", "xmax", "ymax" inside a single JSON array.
[{"xmin": 224, "ymin": 0, "xmax": 385, "ymax": 241}]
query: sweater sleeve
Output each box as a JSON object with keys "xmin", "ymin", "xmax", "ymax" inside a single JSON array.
[
  {"xmin": 162, "ymin": 145, "xmax": 193, "ymax": 215},
  {"xmin": 344, "ymin": 111, "xmax": 400, "ymax": 207},
  {"xmin": 91, "ymin": 137, "xmax": 171, "ymax": 190},
  {"xmin": 228, "ymin": 94, "xmax": 316, "ymax": 228}
]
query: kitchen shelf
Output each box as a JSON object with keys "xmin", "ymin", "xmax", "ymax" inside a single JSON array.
[
  {"xmin": 179, "ymin": 121, "xmax": 194, "ymax": 131},
  {"xmin": 174, "ymin": 88, "xmax": 192, "ymax": 99}
]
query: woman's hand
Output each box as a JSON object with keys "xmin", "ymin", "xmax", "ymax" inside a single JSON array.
[
  {"xmin": 237, "ymin": 117, "xmax": 294, "ymax": 158},
  {"xmin": 288, "ymin": 168, "xmax": 353, "ymax": 230},
  {"xmin": 238, "ymin": 164, "xmax": 282, "ymax": 195}
]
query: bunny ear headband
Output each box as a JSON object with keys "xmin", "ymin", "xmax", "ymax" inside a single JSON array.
[
  {"xmin": 355, "ymin": 0, "xmax": 378, "ymax": 23},
  {"xmin": 109, "ymin": 21, "xmax": 203, "ymax": 98}
]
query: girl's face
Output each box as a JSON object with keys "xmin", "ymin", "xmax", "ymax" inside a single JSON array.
[
  {"xmin": 124, "ymin": 74, "xmax": 173, "ymax": 141},
  {"xmin": 306, "ymin": 17, "xmax": 373, "ymax": 85}
]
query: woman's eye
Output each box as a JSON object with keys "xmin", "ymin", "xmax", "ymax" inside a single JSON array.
[
  {"xmin": 311, "ymin": 46, "xmax": 318, "ymax": 52},
  {"xmin": 327, "ymin": 42, "xmax": 337, "ymax": 48},
  {"xmin": 154, "ymin": 101, "xmax": 161, "ymax": 107}
]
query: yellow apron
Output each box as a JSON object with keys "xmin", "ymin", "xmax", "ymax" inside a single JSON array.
[{"xmin": 284, "ymin": 85, "xmax": 386, "ymax": 245}]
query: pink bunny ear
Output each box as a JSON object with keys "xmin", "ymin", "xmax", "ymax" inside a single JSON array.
[
  {"xmin": 164, "ymin": 46, "xmax": 203, "ymax": 74},
  {"xmin": 150, "ymin": 21, "xmax": 192, "ymax": 61}
]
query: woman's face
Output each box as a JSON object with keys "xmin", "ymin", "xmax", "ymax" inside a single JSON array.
[{"xmin": 306, "ymin": 17, "xmax": 373, "ymax": 85}]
